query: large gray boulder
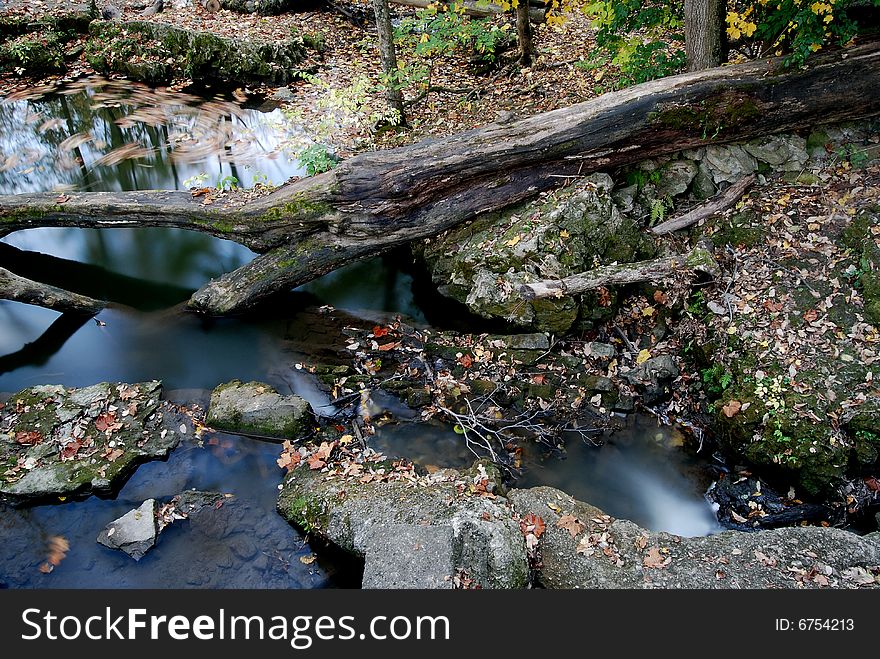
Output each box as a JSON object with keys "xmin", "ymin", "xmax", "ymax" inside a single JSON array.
[
  {"xmin": 207, "ymin": 380, "xmax": 315, "ymax": 439},
  {"xmin": 277, "ymin": 461, "xmax": 529, "ymax": 589},
  {"xmin": 419, "ymin": 173, "xmax": 654, "ymax": 333},
  {"xmin": 0, "ymin": 381, "xmax": 180, "ymax": 501},
  {"xmin": 508, "ymin": 486, "xmax": 880, "ymax": 589},
  {"xmin": 97, "ymin": 499, "xmax": 158, "ymax": 561}
]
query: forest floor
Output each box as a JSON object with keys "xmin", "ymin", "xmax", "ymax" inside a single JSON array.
[{"xmin": 0, "ymin": 0, "xmax": 619, "ymax": 156}]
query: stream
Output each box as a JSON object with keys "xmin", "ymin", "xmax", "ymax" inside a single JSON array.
[{"xmin": 0, "ymin": 79, "xmax": 721, "ymax": 589}]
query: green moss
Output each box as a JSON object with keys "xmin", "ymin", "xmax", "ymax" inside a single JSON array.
[
  {"xmin": 282, "ymin": 493, "xmax": 328, "ymax": 533},
  {"xmin": 650, "ymin": 93, "xmax": 761, "ymax": 137}
]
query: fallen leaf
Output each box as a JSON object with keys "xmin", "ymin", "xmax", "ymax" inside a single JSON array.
[
  {"xmin": 642, "ymin": 306, "xmax": 655, "ymax": 317},
  {"xmin": 653, "ymin": 290, "xmax": 669, "ymax": 305},
  {"xmin": 505, "ymin": 234, "xmax": 522, "ymax": 247},
  {"xmin": 15, "ymin": 431, "xmax": 42, "ymax": 446},
  {"xmin": 556, "ymin": 514, "xmax": 585, "ymax": 538},
  {"xmin": 643, "ymin": 546, "xmax": 671, "ymax": 569},
  {"xmin": 597, "ymin": 287, "xmax": 612, "ymax": 307},
  {"xmin": 722, "ymin": 400, "xmax": 742, "ymax": 418},
  {"xmin": 520, "ymin": 513, "xmax": 546, "ymax": 538},
  {"xmin": 754, "ymin": 550, "xmax": 777, "ymax": 567},
  {"xmin": 636, "ymin": 349, "xmax": 651, "ymax": 365},
  {"xmin": 372, "ymin": 325, "xmax": 389, "ymax": 338},
  {"xmin": 458, "ymin": 354, "xmax": 473, "ymax": 368},
  {"xmin": 378, "ymin": 341, "xmax": 401, "ymax": 351},
  {"xmin": 299, "ymin": 554, "xmax": 317, "ymax": 565}
]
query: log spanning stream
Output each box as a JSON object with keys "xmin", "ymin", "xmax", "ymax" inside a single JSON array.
[{"xmin": 0, "ymin": 82, "xmax": 718, "ymax": 588}]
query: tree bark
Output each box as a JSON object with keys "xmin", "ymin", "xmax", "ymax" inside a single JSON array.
[
  {"xmin": 1, "ymin": 42, "xmax": 880, "ymax": 316},
  {"xmin": 0, "ymin": 267, "xmax": 106, "ymax": 315},
  {"xmin": 372, "ymin": 0, "xmax": 406, "ymax": 125},
  {"xmin": 516, "ymin": 0, "xmax": 537, "ymax": 65},
  {"xmin": 518, "ymin": 246, "xmax": 720, "ymax": 300},
  {"xmin": 685, "ymin": 0, "xmax": 727, "ymax": 71}
]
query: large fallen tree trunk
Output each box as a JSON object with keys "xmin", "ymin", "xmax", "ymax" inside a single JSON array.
[{"xmin": 2, "ymin": 42, "xmax": 880, "ymax": 316}]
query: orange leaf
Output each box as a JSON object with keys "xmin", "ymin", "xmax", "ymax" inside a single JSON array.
[
  {"xmin": 643, "ymin": 546, "xmax": 671, "ymax": 568},
  {"xmin": 378, "ymin": 341, "xmax": 401, "ymax": 351},
  {"xmin": 458, "ymin": 354, "xmax": 473, "ymax": 368},
  {"xmin": 520, "ymin": 513, "xmax": 546, "ymax": 538},
  {"xmin": 653, "ymin": 290, "xmax": 669, "ymax": 305},
  {"xmin": 531, "ymin": 374, "xmax": 547, "ymax": 385},
  {"xmin": 556, "ymin": 514, "xmax": 585, "ymax": 538},
  {"xmin": 372, "ymin": 325, "xmax": 389, "ymax": 338},
  {"xmin": 307, "ymin": 456, "xmax": 326, "ymax": 470},
  {"xmin": 803, "ymin": 309, "xmax": 818, "ymax": 322},
  {"xmin": 722, "ymin": 400, "xmax": 742, "ymax": 418}
]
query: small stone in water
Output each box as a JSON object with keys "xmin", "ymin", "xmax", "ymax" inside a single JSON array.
[{"xmin": 179, "ymin": 424, "xmax": 187, "ymax": 434}]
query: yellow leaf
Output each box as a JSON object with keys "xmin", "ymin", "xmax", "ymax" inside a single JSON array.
[
  {"xmin": 299, "ymin": 554, "xmax": 317, "ymax": 565},
  {"xmin": 505, "ymin": 234, "xmax": 522, "ymax": 248},
  {"xmin": 642, "ymin": 306, "xmax": 655, "ymax": 317},
  {"xmin": 560, "ymin": 229, "xmax": 570, "ymax": 239},
  {"xmin": 636, "ymin": 349, "xmax": 651, "ymax": 365},
  {"xmin": 339, "ymin": 434, "xmax": 354, "ymax": 445}
]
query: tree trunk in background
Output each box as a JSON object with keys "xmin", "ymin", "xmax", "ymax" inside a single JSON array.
[
  {"xmin": 685, "ymin": 0, "xmax": 727, "ymax": 71},
  {"xmin": 372, "ymin": 0, "xmax": 407, "ymax": 125},
  {"xmin": 516, "ymin": 0, "xmax": 536, "ymax": 65}
]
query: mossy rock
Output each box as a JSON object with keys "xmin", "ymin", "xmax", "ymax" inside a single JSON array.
[
  {"xmin": 86, "ymin": 20, "xmax": 306, "ymax": 85},
  {"xmin": 0, "ymin": 31, "xmax": 65, "ymax": 73},
  {"xmin": 206, "ymin": 380, "xmax": 316, "ymax": 439},
  {"xmin": 419, "ymin": 174, "xmax": 654, "ymax": 334},
  {"xmin": 0, "ymin": 381, "xmax": 180, "ymax": 501}
]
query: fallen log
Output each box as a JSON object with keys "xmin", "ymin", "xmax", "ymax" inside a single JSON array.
[
  {"xmin": 1, "ymin": 42, "xmax": 880, "ymax": 316},
  {"xmin": 0, "ymin": 267, "xmax": 106, "ymax": 315},
  {"xmin": 518, "ymin": 245, "xmax": 720, "ymax": 301},
  {"xmin": 390, "ymin": 0, "xmax": 547, "ymax": 22},
  {"xmin": 651, "ymin": 173, "xmax": 757, "ymax": 235}
]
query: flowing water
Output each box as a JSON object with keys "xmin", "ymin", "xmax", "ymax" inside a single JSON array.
[{"xmin": 0, "ymin": 79, "xmax": 720, "ymax": 588}]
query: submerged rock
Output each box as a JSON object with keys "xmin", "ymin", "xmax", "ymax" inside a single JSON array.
[
  {"xmin": 207, "ymin": 380, "xmax": 315, "ymax": 439},
  {"xmin": 97, "ymin": 498, "xmax": 158, "ymax": 561},
  {"xmin": 277, "ymin": 460, "xmax": 529, "ymax": 589},
  {"xmin": 0, "ymin": 381, "xmax": 180, "ymax": 501},
  {"xmin": 509, "ymin": 486, "xmax": 880, "ymax": 589}
]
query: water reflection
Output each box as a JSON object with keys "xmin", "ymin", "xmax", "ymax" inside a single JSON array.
[{"xmin": 0, "ymin": 77, "xmax": 307, "ymax": 193}]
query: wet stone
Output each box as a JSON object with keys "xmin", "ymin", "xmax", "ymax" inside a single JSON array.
[
  {"xmin": 96, "ymin": 499, "xmax": 158, "ymax": 561},
  {"xmin": 362, "ymin": 524, "xmax": 455, "ymax": 589}
]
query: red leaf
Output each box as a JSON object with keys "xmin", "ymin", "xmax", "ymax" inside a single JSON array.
[
  {"xmin": 520, "ymin": 513, "xmax": 546, "ymax": 538},
  {"xmin": 458, "ymin": 354, "xmax": 473, "ymax": 368},
  {"xmin": 95, "ymin": 411, "xmax": 122, "ymax": 433},
  {"xmin": 865, "ymin": 476, "xmax": 880, "ymax": 492},
  {"xmin": 372, "ymin": 325, "xmax": 389, "ymax": 338},
  {"xmin": 15, "ymin": 431, "xmax": 43, "ymax": 446},
  {"xmin": 59, "ymin": 439, "xmax": 82, "ymax": 461}
]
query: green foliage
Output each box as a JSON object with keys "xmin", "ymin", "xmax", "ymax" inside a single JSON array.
[
  {"xmin": 395, "ymin": 4, "xmax": 511, "ymax": 65},
  {"xmin": 687, "ymin": 289, "xmax": 707, "ymax": 315},
  {"xmin": 649, "ymin": 197, "xmax": 670, "ymax": 225},
  {"xmin": 835, "ymin": 143, "xmax": 870, "ymax": 169},
  {"xmin": 576, "ymin": 1, "xmax": 686, "ymax": 88},
  {"xmin": 183, "ymin": 172, "xmax": 209, "ymax": 188},
  {"xmin": 702, "ymin": 364, "xmax": 734, "ymax": 396},
  {"xmin": 296, "ymin": 144, "xmax": 338, "ymax": 177},
  {"xmin": 727, "ymin": 0, "xmax": 875, "ymax": 66},
  {"xmin": 216, "ymin": 175, "xmax": 239, "ymax": 191}
]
